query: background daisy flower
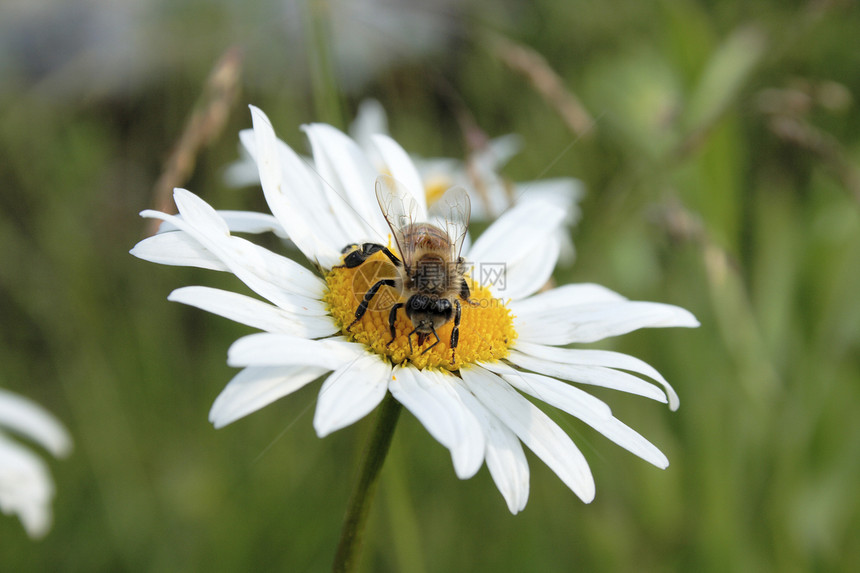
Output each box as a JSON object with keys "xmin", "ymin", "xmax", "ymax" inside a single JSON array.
[
  {"xmin": 350, "ymin": 99, "xmax": 583, "ymax": 224},
  {"xmin": 132, "ymin": 106, "xmax": 698, "ymax": 513},
  {"xmin": 0, "ymin": 388, "xmax": 72, "ymax": 539}
]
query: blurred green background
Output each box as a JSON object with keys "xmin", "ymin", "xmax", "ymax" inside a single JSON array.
[{"xmin": 2, "ymin": 0, "xmax": 859, "ymax": 571}]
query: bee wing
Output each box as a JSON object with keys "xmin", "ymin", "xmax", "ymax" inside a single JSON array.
[
  {"xmin": 375, "ymin": 174, "xmax": 419, "ymax": 263},
  {"xmin": 430, "ymin": 185, "xmax": 471, "ymax": 258}
]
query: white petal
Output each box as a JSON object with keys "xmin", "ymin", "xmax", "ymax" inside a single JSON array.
[
  {"xmin": 350, "ymin": 99, "xmax": 389, "ymax": 152},
  {"xmin": 499, "ymin": 235, "xmax": 561, "ymax": 301},
  {"xmin": 389, "ymin": 367, "xmax": 484, "ymax": 479},
  {"xmin": 459, "ymin": 365, "xmax": 595, "ymax": 503},
  {"xmin": 130, "ymin": 231, "xmax": 227, "ymax": 271},
  {"xmin": 253, "ymin": 126, "xmax": 346, "ymax": 262},
  {"xmin": 467, "ymin": 200, "xmax": 565, "ymax": 267},
  {"xmin": 510, "ymin": 283, "xmax": 626, "ymax": 316},
  {"xmin": 141, "ymin": 190, "xmax": 328, "ymax": 312},
  {"xmin": 480, "ymin": 360, "xmax": 610, "ymax": 415},
  {"xmin": 514, "ymin": 341, "xmax": 680, "ymax": 410},
  {"xmin": 209, "ymin": 366, "xmax": 327, "ymax": 428},
  {"xmin": 168, "ymin": 287, "xmax": 339, "ymax": 338},
  {"xmin": 483, "ymin": 134, "xmax": 523, "ymax": 169},
  {"xmin": 302, "ymin": 123, "xmax": 390, "ymax": 243},
  {"xmin": 250, "ymin": 106, "xmax": 322, "ymax": 260},
  {"xmin": 237, "ymin": 127, "xmax": 256, "ymax": 158},
  {"xmin": 216, "ymin": 211, "xmax": 289, "ymax": 238},
  {"xmin": 222, "ymin": 150, "xmax": 260, "ymax": 188},
  {"xmin": 249, "ymin": 106, "xmax": 341, "ymax": 266},
  {"xmin": 0, "ymin": 434, "xmax": 55, "ymax": 538},
  {"xmin": 483, "ymin": 362, "xmax": 669, "ymax": 468},
  {"xmin": 504, "ymin": 351, "xmax": 669, "ymax": 404},
  {"xmin": 0, "ymin": 389, "xmax": 72, "ymax": 458},
  {"xmin": 513, "ymin": 177, "xmax": 583, "ymax": 225},
  {"xmin": 171, "ymin": 186, "xmax": 231, "ymax": 236},
  {"xmin": 369, "ymin": 134, "xmax": 428, "ymax": 218},
  {"xmin": 203, "ymin": 236, "xmax": 327, "ymax": 310},
  {"xmin": 154, "ymin": 210, "xmax": 288, "ymax": 238},
  {"xmin": 227, "ymin": 333, "xmax": 363, "ymax": 368},
  {"xmin": 448, "ymin": 381, "xmax": 530, "ymax": 513},
  {"xmin": 312, "ymin": 354, "xmax": 390, "ymax": 437},
  {"xmin": 515, "ymin": 299, "xmax": 700, "ymax": 344}
]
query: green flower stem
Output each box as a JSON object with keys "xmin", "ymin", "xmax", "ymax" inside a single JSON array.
[{"xmin": 332, "ymin": 393, "xmax": 403, "ymax": 573}]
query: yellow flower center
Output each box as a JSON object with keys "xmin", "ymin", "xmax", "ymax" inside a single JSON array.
[
  {"xmin": 323, "ymin": 249, "xmax": 516, "ymax": 371},
  {"xmin": 423, "ymin": 175, "xmax": 453, "ymax": 206}
]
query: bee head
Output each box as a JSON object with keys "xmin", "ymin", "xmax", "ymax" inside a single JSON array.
[{"xmin": 405, "ymin": 294, "xmax": 453, "ymax": 332}]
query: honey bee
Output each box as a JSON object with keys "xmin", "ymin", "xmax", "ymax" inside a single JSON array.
[{"xmin": 342, "ymin": 175, "xmax": 472, "ymax": 362}]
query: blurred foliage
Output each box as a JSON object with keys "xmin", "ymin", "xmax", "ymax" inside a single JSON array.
[{"xmin": 1, "ymin": 0, "xmax": 859, "ymax": 571}]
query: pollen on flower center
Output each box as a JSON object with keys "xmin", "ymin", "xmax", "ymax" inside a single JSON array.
[{"xmin": 323, "ymin": 250, "xmax": 517, "ymax": 371}]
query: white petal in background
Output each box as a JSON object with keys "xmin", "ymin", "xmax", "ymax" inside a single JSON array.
[
  {"xmin": 349, "ymin": 100, "xmax": 388, "ymax": 165},
  {"xmin": 0, "ymin": 389, "xmax": 72, "ymax": 539},
  {"xmin": 369, "ymin": 134, "xmax": 428, "ymax": 217},
  {"xmin": 0, "ymin": 390, "xmax": 72, "ymax": 457},
  {"xmin": 0, "ymin": 434, "xmax": 55, "ymax": 539},
  {"xmin": 222, "ymin": 138, "xmax": 260, "ymax": 188},
  {"xmin": 513, "ymin": 178, "xmax": 583, "ymax": 225}
]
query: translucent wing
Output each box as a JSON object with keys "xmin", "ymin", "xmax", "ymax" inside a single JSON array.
[
  {"xmin": 375, "ymin": 174, "xmax": 419, "ymax": 263},
  {"xmin": 429, "ymin": 185, "xmax": 471, "ymax": 259}
]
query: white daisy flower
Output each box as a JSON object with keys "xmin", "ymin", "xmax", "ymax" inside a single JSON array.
[
  {"xmin": 131, "ymin": 106, "xmax": 698, "ymax": 513},
  {"xmin": 0, "ymin": 388, "xmax": 72, "ymax": 538}
]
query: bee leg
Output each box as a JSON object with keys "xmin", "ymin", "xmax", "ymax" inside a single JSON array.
[
  {"xmin": 459, "ymin": 278, "xmax": 471, "ymax": 302},
  {"xmin": 341, "ymin": 243, "xmax": 402, "ymax": 268},
  {"xmin": 420, "ymin": 327, "xmax": 441, "ymax": 355},
  {"xmin": 450, "ymin": 299, "xmax": 461, "ymax": 363},
  {"xmin": 347, "ymin": 279, "xmax": 397, "ymax": 331},
  {"xmin": 377, "ymin": 246, "xmax": 402, "ymax": 267},
  {"xmin": 405, "ymin": 325, "xmax": 421, "ymax": 354},
  {"xmin": 385, "ymin": 302, "xmax": 404, "ymax": 346},
  {"xmin": 333, "ymin": 244, "xmax": 361, "ymax": 268}
]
